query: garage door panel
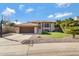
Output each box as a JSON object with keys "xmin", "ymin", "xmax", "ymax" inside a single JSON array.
[{"xmin": 20, "ymin": 27, "xmax": 34, "ymax": 33}]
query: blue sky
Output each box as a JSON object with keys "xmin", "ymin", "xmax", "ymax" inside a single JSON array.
[{"xmin": 0, "ymin": 3, "xmax": 79, "ymax": 23}]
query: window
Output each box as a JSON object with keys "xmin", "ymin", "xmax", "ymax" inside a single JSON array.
[
  {"xmin": 38, "ymin": 23, "xmax": 41, "ymax": 28},
  {"xmin": 44, "ymin": 23, "xmax": 50, "ymax": 27}
]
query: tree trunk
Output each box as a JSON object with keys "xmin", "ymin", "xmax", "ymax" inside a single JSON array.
[{"xmin": 72, "ymin": 33, "xmax": 75, "ymax": 38}]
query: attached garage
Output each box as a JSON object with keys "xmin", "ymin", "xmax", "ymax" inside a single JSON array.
[
  {"xmin": 20, "ymin": 27, "xmax": 34, "ymax": 33},
  {"xmin": 15, "ymin": 23, "xmax": 38, "ymax": 34}
]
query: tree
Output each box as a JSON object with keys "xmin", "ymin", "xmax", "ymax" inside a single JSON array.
[
  {"xmin": 9, "ymin": 23, "xmax": 15, "ymax": 26},
  {"xmin": 15, "ymin": 19, "xmax": 18, "ymax": 23},
  {"xmin": 58, "ymin": 18, "xmax": 79, "ymax": 39},
  {"xmin": 54, "ymin": 19, "xmax": 63, "ymax": 32},
  {"xmin": 69, "ymin": 27, "xmax": 76, "ymax": 38},
  {"xmin": 0, "ymin": 16, "xmax": 4, "ymax": 37}
]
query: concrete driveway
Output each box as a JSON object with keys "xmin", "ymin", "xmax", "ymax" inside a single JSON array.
[
  {"xmin": 0, "ymin": 33, "xmax": 33, "ymax": 56},
  {"xmin": 4, "ymin": 33, "xmax": 33, "ymax": 42}
]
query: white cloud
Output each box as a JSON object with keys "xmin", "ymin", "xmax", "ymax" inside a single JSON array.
[
  {"xmin": 2, "ymin": 7, "xmax": 15, "ymax": 16},
  {"xmin": 19, "ymin": 4, "xmax": 24, "ymax": 10},
  {"xmin": 55, "ymin": 12, "xmax": 72, "ymax": 18},
  {"xmin": 25, "ymin": 8, "xmax": 34, "ymax": 13},
  {"xmin": 48, "ymin": 12, "xmax": 72, "ymax": 19},
  {"xmin": 48, "ymin": 14, "xmax": 54, "ymax": 18},
  {"xmin": 56, "ymin": 3, "xmax": 71, "ymax": 7}
]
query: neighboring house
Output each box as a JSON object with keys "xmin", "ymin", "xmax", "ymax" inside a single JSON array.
[
  {"xmin": 74, "ymin": 16, "xmax": 79, "ymax": 20},
  {"xmin": 14, "ymin": 21, "xmax": 55, "ymax": 34},
  {"xmin": 74, "ymin": 16, "xmax": 79, "ymax": 24}
]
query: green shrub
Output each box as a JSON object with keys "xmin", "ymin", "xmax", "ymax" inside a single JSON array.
[
  {"xmin": 64, "ymin": 28, "xmax": 71, "ymax": 34},
  {"xmin": 70, "ymin": 27, "xmax": 79, "ymax": 34},
  {"xmin": 41, "ymin": 31, "xmax": 51, "ymax": 35},
  {"xmin": 62, "ymin": 27, "xmax": 79, "ymax": 34}
]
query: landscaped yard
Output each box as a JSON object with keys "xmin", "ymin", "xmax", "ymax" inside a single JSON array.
[{"xmin": 41, "ymin": 32, "xmax": 70, "ymax": 38}]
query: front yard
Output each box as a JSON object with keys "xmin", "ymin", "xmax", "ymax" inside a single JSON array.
[
  {"xmin": 48, "ymin": 32, "xmax": 70, "ymax": 38},
  {"xmin": 41, "ymin": 32, "xmax": 70, "ymax": 38}
]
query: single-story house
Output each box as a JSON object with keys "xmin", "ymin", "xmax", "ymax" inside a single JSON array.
[{"xmin": 14, "ymin": 21, "xmax": 55, "ymax": 34}]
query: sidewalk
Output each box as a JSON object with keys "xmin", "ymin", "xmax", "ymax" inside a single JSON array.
[{"xmin": 29, "ymin": 43, "xmax": 79, "ymax": 56}]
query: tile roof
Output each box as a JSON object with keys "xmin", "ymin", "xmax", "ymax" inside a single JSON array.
[
  {"xmin": 30, "ymin": 20, "xmax": 55, "ymax": 23},
  {"xmin": 15, "ymin": 23, "xmax": 38, "ymax": 27}
]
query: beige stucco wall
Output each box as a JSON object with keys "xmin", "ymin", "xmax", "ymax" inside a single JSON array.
[
  {"xmin": 34, "ymin": 27, "xmax": 38, "ymax": 34},
  {"xmin": 15, "ymin": 27, "xmax": 20, "ymax": 33}
]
